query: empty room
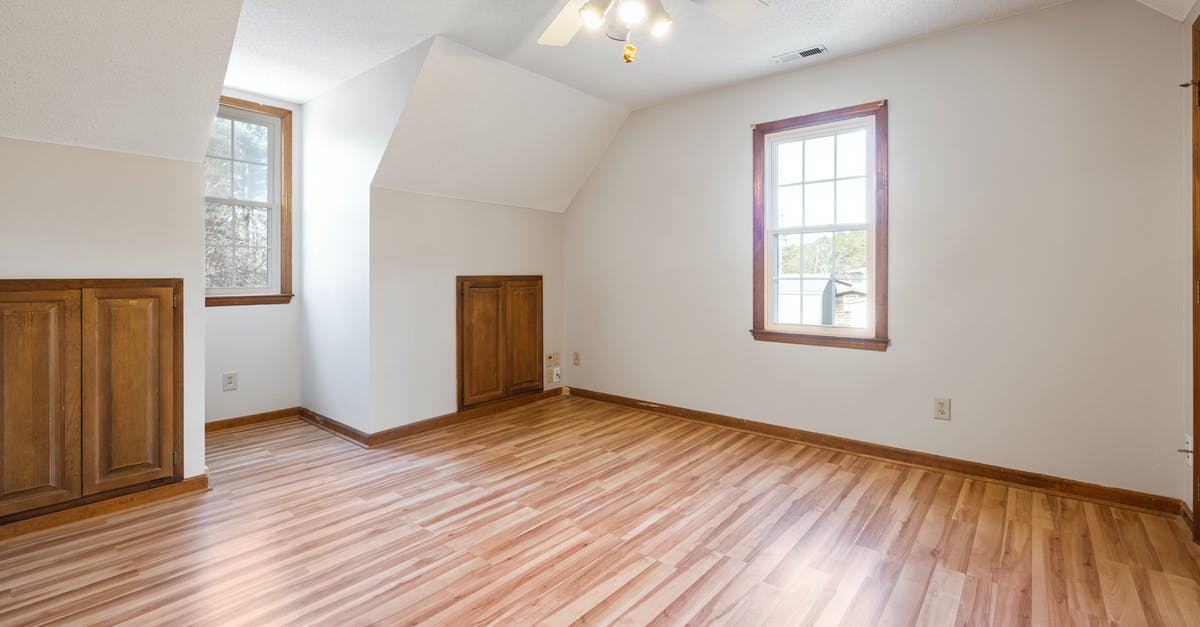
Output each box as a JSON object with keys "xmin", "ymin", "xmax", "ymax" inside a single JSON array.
[{"xmin": 2, "ymin": 0, "xmax": 1200, "ymax": 624}]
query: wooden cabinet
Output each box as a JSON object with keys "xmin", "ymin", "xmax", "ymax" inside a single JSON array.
[
  {"xmin": 458, "ymin": 276, "xmax": 543, "ymax": 410},
  {"xmin": 0, "ymin": 280, "xmax": 181, "ymax": 522},
  {"xmin": 0, "ymin": 291, "xmax": 81, "ymax": 517}
]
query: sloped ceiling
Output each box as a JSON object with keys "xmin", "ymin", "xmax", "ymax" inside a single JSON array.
[
  {"xmin": 1135, "ymin": 0, "xmax": 1197, "ymax": 19},
  {"xmin": 0, "ymin": 0, "xmax": 243, "ymax": 162},
  {"xmin": 372, "ymin": 37, "xmax": 627, "ymax": 213}
]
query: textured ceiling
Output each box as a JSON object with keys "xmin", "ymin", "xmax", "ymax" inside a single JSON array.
[
  {"xmin": 223, "ymin": 0, "xmax": 1116, "ymax": 108},
  {"xmin": 0, "ymin": 0, "xmax": 243, "ymax": 161}
]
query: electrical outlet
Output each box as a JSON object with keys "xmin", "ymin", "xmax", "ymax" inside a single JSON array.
[
  {"xmin": 573, "ymin": 352, "xmax": 581, "ymax": 366},
  {"xmin": 1186, "ymin": 434, "xmax": 1194, "ymax": 467},
  {"xmin": 222, "ymin": 372, "xmax": 238, "ymax": 392},
  {"xmin": 553, "ymin": 367, "xmax": 561, "ymax": 383},
  {"xmin": 933, "ymin": 397, "xmax": 951, "ymax": 421}
]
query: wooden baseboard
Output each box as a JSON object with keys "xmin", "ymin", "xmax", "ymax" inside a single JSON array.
[
  {"xmin": 206, "ymin": 407, "xmax": 301, "ymax": 433},
  {"xmin": 300, "ymin": 388, "xmax": 563, "ymax": 448},
  {"xmin": 0, "ymin": 475, "xmax": 210, "ymax": 542},
  {"xmin": 568, "ymin": 388, "xmax": 1188, "ymax": 519}
]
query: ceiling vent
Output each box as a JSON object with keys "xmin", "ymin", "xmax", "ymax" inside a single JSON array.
[{"xmin": 772, "ymin": 45, "xmax": 828, "ymax": 63}]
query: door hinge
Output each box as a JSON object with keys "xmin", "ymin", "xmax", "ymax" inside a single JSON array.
[
  {"xmin": 173, "ymin": 450, "xmax": 177, "ymax": 465},
  {"xmin": 173, "ymin": 294, "xmax": 177, "ymax": 308}
]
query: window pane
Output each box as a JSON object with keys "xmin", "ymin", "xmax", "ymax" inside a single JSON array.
[
  {"xmin": 776, "ymin": 279, "xmax": 803, "ymax": 324},
  {"xmin": 802, "ymin": 232, "xmax": 833, "ymax": 276},
  {"xmin": 206, "ymin": 202, "xmax": 234, "ymax": 245},
  {"xmin": 804, "ymin": 181, "xmax": 834, "ymax": 226},
  {"xmin": 834, "ymin": 278, "xmax": 868, "ymax": 329},
  {"xmin": 836, "ymin": 177, "xmax": 867, "ymax": 225},
  {"xmin": 235, "ymin": 247, "xmax": 270, "ymax": 288},
  {"xmin": 205, "ymin": 158, "xmax": 231, "ymax": 198},
  {"xmin": 776, "ymin": 185, "xmax": 802, "ymax": 228},
  {"xmin": 835, "ymin": 230, "xmax": 867, "ymax": 276},
  {"xmin": 234, "ymin": 120, "xmax": 269, "ymax": 164},
  {"xmin": 777, "ymin": 141, "xmax": 803, "ymax": 185},
  {"xmin": 233, "ymin": 162, "xmax": 269, "ymax": 203},
  {"xmin": 801, "ymin": 279, "xmax": 828, "ymax": 326},
  {"xmin": 208, "ymin": 118, "xmax": 231, "ymax": 158},
  {"xmin": 804, "ymin": 136, "xmax": 835, "ymax": 181},
  {"xmin": 206, "ymin": 245, "xmax": 233, "ymax": 289},
  {"xmin": 836, "ymin": 130, "xmax": 866, "ymax": 178},
  {"xmin": 235, "ymin": 205, "xmax": 271, "ymax": 248},
  {"xmin": 777, "ymin": 234, "xmax": 802, "ymax": 275}
]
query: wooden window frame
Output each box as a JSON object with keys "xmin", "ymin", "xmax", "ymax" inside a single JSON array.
[
  {"xmin": 205, "ymin": 96, "xmax": 294, "ymax": 307},
  {"xmin": 751, "ymin": 100, "xmax": 889, "ymax": 351}
]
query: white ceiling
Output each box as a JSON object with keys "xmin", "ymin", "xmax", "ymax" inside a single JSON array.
[
  {"xmin": 1135, "ymin": 0, "xmax": 1197, "ymax": 20},
  {"xmin": 225, "ymin": 0, "xmax": 1130, "ymax": 108},
  {"xmin": 0, "ymin": 0, "xmax": 243, "ymax": 161}
]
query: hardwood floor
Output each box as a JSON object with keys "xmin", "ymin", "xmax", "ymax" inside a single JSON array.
[{"xmin": 2, "ymin": 396, "xmax": 1200, "ymax": 625}]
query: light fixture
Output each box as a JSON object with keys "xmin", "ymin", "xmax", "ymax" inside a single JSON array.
[
  {"xmin": 578, "ymin": 0, "xmax": 670, "ymax": 63},
  {"xmin": 647, "ymin": 0, "xmax": 672, "ymax": 38},
  {"xmin": 579, "ymin": 0, "xmax": 609, "ymax": 29},
  {"xmin": 617, "ymin": 0, "xmax": 647, "ymax": 25}
]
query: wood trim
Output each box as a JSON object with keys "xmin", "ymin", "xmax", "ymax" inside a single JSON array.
[
  {"xmin": 206, "ymin": 407, "xmax": 301, "ymax": 433},
  {"xmin": 299, "ymin": 388, "xmax": 562, "ymax": 449},
  {"xmin": 205, "ymin": 293, "xmax": 294, "ymax": 307},
  {"xmin": 569, "ymin": 388, "xmax": 1188, "ymax": 519},
  {"xmin": 0, "ymin": 278, "xmax": 185, "ymax": 480},
  {"xmin": 298, "ymin": 407, "xmax": 372, "ymax": 447},
  {"xmin": 751, "ymin": 100, "xmax": 889, "ymax": 350},
  {"xmin": 0, "ymin": 475, "xmax": 209, "ymax": 542},
  {"xmin": 210, "ymin": 96, "xmax": 293, "ymax": 307},
  {"xmin": 749, "ymin": 329, "xmax": 889, "ymax": 351}
]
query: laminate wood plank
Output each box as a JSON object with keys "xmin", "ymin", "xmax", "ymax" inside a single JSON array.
[{"xmin": 0, "ymin": 396, "xmax": 1198, "ymax": 625}]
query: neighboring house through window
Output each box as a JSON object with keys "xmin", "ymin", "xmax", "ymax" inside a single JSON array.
[
  {"xmin": 752, "ymin": 101, "xmax": 889, "ymax": 351},
  {"xmin": 204, "ymin": 96, "xmax": 293, "ymax": 306}
]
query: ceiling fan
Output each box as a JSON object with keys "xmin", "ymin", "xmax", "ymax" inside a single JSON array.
[{"xmin": 538, "ymin": 0, "xmax": 769, "ymax": 63}]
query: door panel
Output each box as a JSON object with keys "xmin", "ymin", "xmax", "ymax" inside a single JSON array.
[
  {"xmin": 82, "ymin": 287, "xmax": 174, "ymax": 495},
  {"xmin": 504, "ymin": 279, "xmax": 543, "ymax": 395},
  {"xmin": 461, "ymin": 280, "xmax": 506, "ymax": 407},
  {"xmin": 0, "ymin": 291, "xmax": 81, "ymax": 516}
]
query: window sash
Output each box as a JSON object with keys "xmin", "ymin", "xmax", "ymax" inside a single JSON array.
[
  {"xmin": 763, "ymin": 116, "xmax": 876, "ymax": 337},
  {"xmin": 205, "ymin": 105, "xmax": 283, "ymax": 297}
]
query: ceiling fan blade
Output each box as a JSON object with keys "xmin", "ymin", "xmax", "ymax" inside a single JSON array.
[
  {"xmin": 689, "ymin": 0, "xmax": 770, "ymax": 26},
  {"xmin": 538, "ymin": 0, "xmax": 587, "ymax": 46}
]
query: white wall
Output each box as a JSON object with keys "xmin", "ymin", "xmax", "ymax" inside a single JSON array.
[
  {"xmin": 300, "ymin": 41, "xmax": 433, "ymax": 431},
  {"xmin": 369, "ymin": 189, "xmax": 564, "ymax": 431},
  {"xmin": 0, "ymin": 138, "xmax": 208, "ymax": 478},
  {"xmin": 204, "ymin": 89, "xmax": 302, "ymax": 422},
  {"xmin": 563, "ymin": 0, "xmax": 1191, "ymax": 500},
  {"xmin": 374, "ymin": 38, "xmax": 627, "ymax": 213}
]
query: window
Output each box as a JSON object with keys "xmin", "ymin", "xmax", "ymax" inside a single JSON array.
[
  {"xmin": 204, "ymin": 96, "xmax": 293, "ymax": 306},
  {"xmin": 752, "ymin": 101, "xmax": 888, "ymax": 351}
]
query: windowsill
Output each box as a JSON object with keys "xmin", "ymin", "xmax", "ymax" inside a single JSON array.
[
  {"xmin": 750, "ymin": 328, "xmax": 889, "ymax": 351},
  {"xmin": 206, "ymin": 293, "xmax": 294, "ymax": 307}
]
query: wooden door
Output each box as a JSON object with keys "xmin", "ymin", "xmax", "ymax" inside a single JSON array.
[
  {"xmin": 82, "ymin": 287, "xmax": 174, "ymax": 495},
  {"xmin": 459, "ymin": 278, "xmax": 507, "ymax": 407},
  {"xmin": 0, "ymin": 290, "xmax": 81, "ymax": 516},
  {"xmin": 504, "ymin": 278, "xmax": 543, "ymax": 395}
]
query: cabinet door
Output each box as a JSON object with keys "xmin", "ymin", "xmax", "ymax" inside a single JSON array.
[
  {"xmin": 504, "ymin": 278, "xmax": 542, "ymax": 395},
  {"xmin": 82, "ymin": 287, "xmax": 174, "ymax": 495},
  {"xmin": 0, "ymin": 290, "xmax": 81, "ymax": 516},
  {"xmin": 459, "ymin": 279, "xmax": 506, "ymax": 408}
]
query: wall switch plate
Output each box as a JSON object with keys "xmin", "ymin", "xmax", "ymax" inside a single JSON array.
[
  {"xmin": 934, "ymin": 397, "xmax": 950, "ymax": 420},
  {"xmin": 1186, "ymin": 434, "xmax": 1194, "ymax": 467},
  {"xmin": 573, "ymin": 352, "xmax": 581, "ymax": 366},
  {"xmin": 222, "ymin": 372, "xmax": 238, "ymax": 392},
  {"xmin": 553, "ymin": 367, "xmax": 561, "ymax": 383}
]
